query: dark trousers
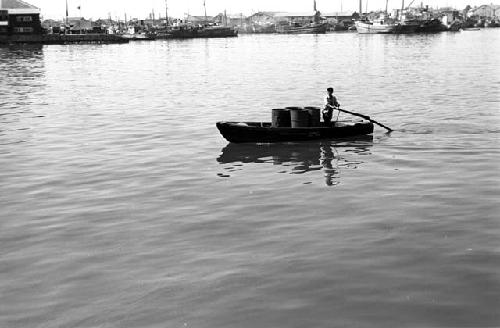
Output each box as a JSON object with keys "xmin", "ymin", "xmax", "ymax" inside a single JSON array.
[{"xmin": 323, "ymin": 108, "xmax": 333, "ymax": 124}]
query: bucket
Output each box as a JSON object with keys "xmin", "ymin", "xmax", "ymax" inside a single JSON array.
[
  {"xmin": 290, "ymin": 109, "xmax": 309, "ymax": 128},
  {"xmin": 271, "ymin": 108, "xmax": 291, "ymax": 127},
  {"xmin": 305, "ymin": 106, "xmax": 321, "ymax": 127}
]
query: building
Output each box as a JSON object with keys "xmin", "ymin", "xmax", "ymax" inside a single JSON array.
[
  {"xmin": 248, "ymin": 12, "xmax": 277, "ymax": 26},
  {"xmin": 322, "ymin": 11, "xmax": 358, "ymax": 25},
  {"xmin": 274, "ymin": 11, "xmax": 318, "ymax": 24},
  {"xmin": 185, "ymin": 15, "xmax": 215, "ymax": 25},
  {"xmin": 0, "ymin": 0, "xmax": 42, "ymax": 35},
  {"xmin": 67, "ymin": 17, "xmax": 92, "ymax": 34},
  {"xmin": 468, "ymin": 4, "xmax": 500, "ymax": 19},
  {"xmin": 213, "ymin": 13, "xmax": 246, "ymax": 27}
]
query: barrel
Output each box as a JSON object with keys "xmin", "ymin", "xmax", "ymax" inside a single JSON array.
[
  {"xmin": 305, "ymin": 106, "xmax": 321, "ymax": 127},
  {"xmin": 289, "ymin": 108, "xmax": 310, "ymax": 128},
  {"xmin": 271, "ymin": 108, "xmax": 291, "ymax": 127}
]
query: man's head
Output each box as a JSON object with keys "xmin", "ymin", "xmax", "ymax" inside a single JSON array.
[{"xmin": 327, "ymin": 87, "xmax": 334, "ymax": 93}]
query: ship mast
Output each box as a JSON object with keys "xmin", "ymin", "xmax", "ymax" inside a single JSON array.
[
  {"xmin": 165, "ymin": 0, "xmax": 169, "ymax": 26},
  {"xmin": 359, "ymin": 0, "xmax": 362, "ymax": 14},
  {"xmin": 203, "ymin": 0, "xmax": 207, "ymax": 24},
  {"xmin": 65, "ymin": 0, "xmax": 69, "ymax": 33}
]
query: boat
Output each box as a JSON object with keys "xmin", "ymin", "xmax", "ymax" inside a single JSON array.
[
  {"xmin": 355, "ymin": 18, "xmax": 402, "ymax": 34},
  {"xmin": 121, "ymin": 28, "xmax": 156, "ymax": 40},
  {"xmin": 446, "ymin": 20, "xmax": 463, "ymax": 31},
  {"xmin": 415, "ymin": 18, "xmax": 446, "ymax": 33},
  {"xmin": 121, "ymin": 33, "xmax": 156, "ymax": 40},
  {"xmin": 216, "ymin": 121, "xmax": 374, "ymax": 143},
  {"xmin": 276, "ymin": 22, "xmax": 328, "ymax": 34},
  {"xmin": 399, "ymin": 20, "xmax": 420, "ymax": 33},
  {"xmin": 355, "ymin": 0, "xmax": 399, "ymax": 34},
  {"xmin": 160, "ymin": 24, "xmax": 237, "ymax": 39},
  {"xmin": 276, "ymin": 0, "xmax": 328, "ymax": 34},
  {"xmin": 157, "ymin": 0, "xmax": 238, "ymax": 39}
]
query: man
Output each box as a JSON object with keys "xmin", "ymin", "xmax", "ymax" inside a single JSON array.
[{"xmin": 323, "ymin": 87, "xmax": 340, "ymax": 125}]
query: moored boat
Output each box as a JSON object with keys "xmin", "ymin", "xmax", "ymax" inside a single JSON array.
[
  {"xmin": 276, "ymin": 1, "xmax": 328, "ymax": 34},
  {"xmin": 415, "ymin": 18, "xmax": 446, "ymax": 33},
  {"xmin": 157, "ymin": 24, "xmax": 237, "ymax": 39},
  {"xmin": 276, "ymin": 22, "xmax": 328, "ymax": 34},
  {"xmin": 355, "ymin": 19, "xmax": 401, "ymax": 34},
  {"xmin": 121, "ymin": 33, "xmax": 156, "ymax": 41},
  {"xmin": 216, "ymin": 121, "xmax": 374, "ymax": 143},
  {"xmin": 157, "ymin": 0, "xmax": 238, "ymax": 39}
]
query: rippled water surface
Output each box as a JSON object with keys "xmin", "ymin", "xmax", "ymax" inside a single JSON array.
[{"xmin": 1, "ymin": 31, "xmax": 499, "ymax": 328}]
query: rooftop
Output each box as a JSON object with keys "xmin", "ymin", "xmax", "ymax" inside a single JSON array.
[{"xmin": 0, "ymin": 0, "xmax": 39, "ymax": 9}]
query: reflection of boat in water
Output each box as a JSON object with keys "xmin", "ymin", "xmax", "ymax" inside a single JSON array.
[
  {"xmin": 217, "ymin": 138, "xmax": 373, "ymax": 186},
  {"xmin": 216, "ymin": 120, "xmax": 373, "ymax": 143}
]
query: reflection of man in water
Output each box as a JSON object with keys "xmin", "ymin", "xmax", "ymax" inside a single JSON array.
[{"xmin": 320, "ymin": 143, "xmax": 339, "ymax": 186}]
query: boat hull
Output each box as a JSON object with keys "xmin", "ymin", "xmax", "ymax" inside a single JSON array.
[
  {"xmin": 355, "ymin": 21, "xmax": 398, "ymax": 34},
  {"xmin": 158, "ymin": 26, "xmax": 238, "ymax": 39},
  {"xmin": 276, "ymin": 23, "xmax": 328, "ymax": 34},
  {"xmin": 121, "ymin": 34, "xmax": 156, "ymax": 41},
  {"xmin": 415, "ymin": 19, "xmax": 447, "ymax": 33},
  {"xmin": 216, "ymin": 121, "xmax": 374, "ymax": 143}
]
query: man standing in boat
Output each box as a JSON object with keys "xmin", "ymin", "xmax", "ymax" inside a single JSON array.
[{"xmin": 323, "ymin": 87, "xmax": 340, "ymax": 125}]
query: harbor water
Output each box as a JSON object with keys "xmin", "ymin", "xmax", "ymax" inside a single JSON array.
[{"xmin": 1, "ymin": 30, "xmax": 499, "ymax": 327}]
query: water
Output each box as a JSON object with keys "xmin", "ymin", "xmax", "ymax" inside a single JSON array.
[{"xmin": 1, "ymin": 31, "xmax": 499, "ymax": 328}]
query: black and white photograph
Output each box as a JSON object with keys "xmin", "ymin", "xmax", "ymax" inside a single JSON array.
[{"xmin": 1, "ymin": 0, "xmax": 499, "ymax": 327}]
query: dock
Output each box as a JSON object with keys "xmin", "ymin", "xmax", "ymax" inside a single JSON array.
[{"xmin": 0, "ymin": 34, "xmax": 129, "ymax": 45}]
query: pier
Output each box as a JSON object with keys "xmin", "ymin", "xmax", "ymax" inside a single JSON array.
[{"xmin": 0, "ymin": 33, "xmax": 129, "ymax": 44}]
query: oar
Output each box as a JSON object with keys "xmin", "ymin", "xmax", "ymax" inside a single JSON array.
[{"xmin": 327, "ymin": 104, "xmax": 393, "ymax": 132}]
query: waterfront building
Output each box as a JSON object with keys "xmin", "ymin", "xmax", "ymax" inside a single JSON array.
[
  {"xmin": 213, "ymin": 13, "xmax": 246, "ymax": 28},
  {"xmin": 322, "ymin": 11, "xmax": 358, "ymax": 30},
  {"xmin": 0, "ymin": 0, "xmax": 42, "ymax": 35},
  {"xmin": 468, "ymin": 4, "xmax": 500, "ymax": 19},
  {"xmin": 274, "ymin": 12, "xmax": 319, "ymax": 25},
  {"xmin": 323, "ymin": 11, "xmax": 357, "ymax": 22},
  {"xmin": 67, "ymin": 17, "xmax": 92, "ymax": 34},
  {"xmin": 185, "ymin": 14, "xmax": 215, "ymax": 26},
  {"xmin": 248, "ymin": 12, "xmax": 276, "ymax": 26}
]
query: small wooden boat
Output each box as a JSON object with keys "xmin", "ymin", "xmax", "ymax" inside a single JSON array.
[
  {"xmin": 216, "ymin": 121, "xmax": 374, "ymax": 143},
  {"xmin": 276, "ymin": 22, "xmax": 328, "ymax": 34},
  {"xmin": 355, "ymin": 20, "xmax": 401, "ymax": 34}
]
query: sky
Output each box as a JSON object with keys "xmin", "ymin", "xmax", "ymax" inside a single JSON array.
[{"xmin": 26, "ymin": 0, "xmax": 491, "ymax": 20}]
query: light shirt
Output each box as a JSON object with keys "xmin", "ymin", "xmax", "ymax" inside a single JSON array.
[{"xmin": 325, "ymin": 94, "xmax": 339, "ymax": 107}]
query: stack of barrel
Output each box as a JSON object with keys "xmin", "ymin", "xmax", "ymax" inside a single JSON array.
[{"xmin": 272, "ymin": 106, "xmax": 321, "ymax": 128}]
